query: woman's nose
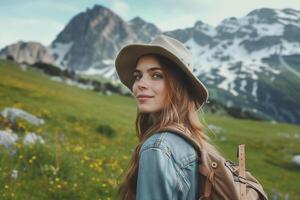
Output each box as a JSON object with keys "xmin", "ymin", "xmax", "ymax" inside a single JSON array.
[{"xmin": 137, "ymin": 76, "xmax": 149, "ymax": 89}]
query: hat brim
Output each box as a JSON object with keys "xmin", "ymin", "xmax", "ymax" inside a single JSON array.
[{"xmin": 115, "ymin": 43, "xmax": 208, "ymax": 109}]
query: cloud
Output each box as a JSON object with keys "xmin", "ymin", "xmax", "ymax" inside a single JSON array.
[
  {"xmin": 154, "ymin": 0, "xmax": 210, "ymax": 12},
  {"xmin": 0, "ymin": 18, "xmax": 64, "ymax": 48},
  {"xmin": 140, "ymin": 0, "xmax": 300, "ymax": 28},
  {"xmin": 157, "ymin": 14, "xmax": 199, "ymax": 31},
  {"xmin": 26, "ymin": 1, "xmax": 79, "ymax": 13}
]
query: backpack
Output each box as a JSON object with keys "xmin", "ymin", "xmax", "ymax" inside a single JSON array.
[{"xmin": 159, "ymin": 128, "xmax": 269, "ymax": 200}]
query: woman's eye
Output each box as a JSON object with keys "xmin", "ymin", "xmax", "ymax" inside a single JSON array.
[
  {"xmin": 152, "ymin": 73, "xmax": 163, "ymax": 79},
  {"xmin": 133, "ymin": 74, "xmax": 141, "ymax": 80}
]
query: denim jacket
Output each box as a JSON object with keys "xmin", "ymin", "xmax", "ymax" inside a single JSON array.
[{"xmin": 136, "ymin": 131, "xmax": 200, "ymax": 200}]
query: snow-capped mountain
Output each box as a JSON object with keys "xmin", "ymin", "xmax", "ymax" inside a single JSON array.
[
  {"xmin": 163, "ymin": 8, "xmax": 300, "ymax": 124},
  {"xmin": 128, "ymin": 17, "xmax": 162, "ymax": 42},
  {"xmin": 46, "ymin": 5, "xmax": 163, "ymax": 80},
  {"xmin": 49, "ymin": 5, "xmax": 137, "ymax": 73},
  {"xmin": 1, "ymin": 5, "xmax": 299, "ymax": 124}
]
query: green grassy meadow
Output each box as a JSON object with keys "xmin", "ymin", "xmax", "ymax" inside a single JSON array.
[{"xmin": 0, "ymin": 60, "xmax": 299, "ymax": 200}]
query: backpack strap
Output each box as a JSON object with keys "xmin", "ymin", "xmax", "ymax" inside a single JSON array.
[
  {"xmin": 157, "ymin": 127, "xmax": 214, "ymax": 199},
  {"xmin": 199, "ymin": 165, "xmax": 214, "ymax": 199},
  {"xmin": 157, "ymin": 127, "xmax": 202, "ymax": 154},
  {"xmin": 238, "ymin": 144, "xmax": 246, "ymax": 200}
]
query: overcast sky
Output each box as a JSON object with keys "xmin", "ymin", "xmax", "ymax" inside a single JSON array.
[{"xmin": 0, "ymin": 0, "xmax": 299, "ymax": 48}]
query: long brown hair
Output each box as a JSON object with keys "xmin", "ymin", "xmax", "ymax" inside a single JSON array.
[{"xmin": 117, "ymin": 54, "xmax": 218, "ymax": 200}]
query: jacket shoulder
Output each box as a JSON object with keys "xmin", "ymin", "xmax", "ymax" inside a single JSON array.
[{"xmin": 140, "ymin": 131, "xmax": 198, "ymax": 168}]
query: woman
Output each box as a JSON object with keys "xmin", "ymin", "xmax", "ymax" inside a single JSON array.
[{"xmin": 115, "ymin": 35, "xmax": 218, "ymax": 200}]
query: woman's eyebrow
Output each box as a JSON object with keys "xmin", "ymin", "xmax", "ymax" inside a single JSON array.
[{"xmin": 134, "ymin": 67, "xmax": 163, "ymax": 73}]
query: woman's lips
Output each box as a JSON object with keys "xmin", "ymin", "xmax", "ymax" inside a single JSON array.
[{"xmin": 137, "ymin": 95, "xmax": 153, "ymax": 102}]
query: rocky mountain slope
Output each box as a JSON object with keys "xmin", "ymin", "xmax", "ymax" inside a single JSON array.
[{"xmin": 0, "ymin": 41, "xmax": 53, "ymax": 64}]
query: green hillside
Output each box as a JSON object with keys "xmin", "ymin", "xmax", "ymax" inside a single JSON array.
[{"xmin": 0, "ymin": 60, "xmax": 299, "ymax": 200}]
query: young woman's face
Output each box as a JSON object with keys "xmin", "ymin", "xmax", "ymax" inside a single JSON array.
[{"xmin": 132, "ymin": 55, "xmax": 168, "ymax": 113}]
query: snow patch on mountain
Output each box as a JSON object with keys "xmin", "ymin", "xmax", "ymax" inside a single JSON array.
[
  {"xmin": 102, "ymin": 66, "xmax": 116, "ymax": 78},
  {"xmin": 185, "ymin": 38, "xmax": 204, "ymax": 62},
  {"xmin": 103, "ymin": 59, "xmax": 114, "ymax": 65},
  {"xmin": 279, "ymin": 9, "xmax": 300, "ymax": 19},
  {"xmin": 240, "ymin": 80, "xmax": 247, "ymax": 92},
  {"xmin": 81, "ymin": 65, "xmax": 116, "ymax": 79},
  {"xmin": 81, "ymin": 66, "xmax": 110, "ymax": 75},
  {"xmin": 48, "ymin": 42, "xmax": 73, "ymax": 69},
  {"xmin": 194, "ymin": 22, "xmax": 217, "ymax": 36},
  {"xmin": 218, "ymin": 64, "xmax": 239, "ymax": 96},
  {"xmin": 254, "ymin": 24, "xmax": 284, "ymax": 37},
  {"xmin": 252, "ymin": 82, "xmax": 258, "ymax": 100}
]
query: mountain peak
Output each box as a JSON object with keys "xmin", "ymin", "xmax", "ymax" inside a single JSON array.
[
  {"xmin": 87, "ymin": 4, "xmax": 111, "ymax": 13},
  {"xmin": 246, "ymin": 8, "xmax": 300, "ymax": 26},
  {"xmin": 194, "ymin": 20, "xmax": 205, "ymax": 27},
  {"xmin": 128, "ymin": 17, "xmax": 161, "ymax": 42},
  {"xmin": 50, "ymin": 3, "xmax": 137, "ymax": 70},
  {"xmin": 193, "ymin": 20, "xmax": 217, "ymax": 36},
  {"xmin": 247, "ymin": 8, "xmax": 276, "ymax": 17},
  {"xmin": 84, "ymin": 4, "xmax": 117, "ymax": 20},
  {"xmin": 246, "ymin": 8, "xmax": 279, "ymax": 24},
  {"xmin": 129, "ymin": 16, "xmax": 146, "ymax": 24}
]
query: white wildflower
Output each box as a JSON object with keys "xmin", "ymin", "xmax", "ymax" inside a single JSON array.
[
  {"xmin": 0, "ymin": 130, "xmax": 18, "ymax": 148},
  {"xmin": 11, "ymin": 169, "xmax": 18, "ymax": 179},
  {"xmin": 292, "ymin": 155, "xmax": 300, "ymax": 166},
  {"xmin": 23, "ymin": 132, "xmax": 45, "ymax": 145}
]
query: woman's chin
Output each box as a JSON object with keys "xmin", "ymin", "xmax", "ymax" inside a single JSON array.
[
  {"xmin": 138, "ymin": 106, "xmax": 162, "ymax": 113},
  {"xmin": 138, "ymin": 107, "xmax": 152, "ymax": 113},
  {"xmin": 137, "ymin": 104, "xmax": 151, "ymax": 112}
]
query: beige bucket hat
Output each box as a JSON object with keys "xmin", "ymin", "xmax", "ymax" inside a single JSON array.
[{"xmin": 114, "ymin": 34, "xmax": 209, "ymax": 109}]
